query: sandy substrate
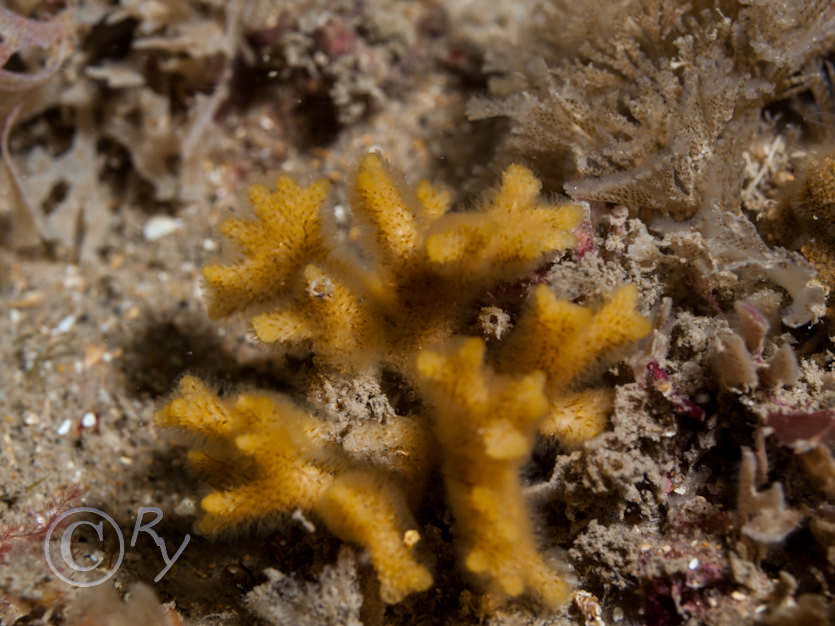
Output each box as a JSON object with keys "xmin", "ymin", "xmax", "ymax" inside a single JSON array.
[{"xmin": 1, "ymin": 1, "xmax": 834, "ymax": 625}]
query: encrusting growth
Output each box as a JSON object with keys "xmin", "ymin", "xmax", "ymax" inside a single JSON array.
[{"xmin": 155, "ymin": 152, "xmax": 651, "ymax": 607}]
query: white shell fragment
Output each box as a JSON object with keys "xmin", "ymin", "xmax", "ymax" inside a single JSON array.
[{"xmin": 143, "ymin": 215, "xmax": 184, "ymax": 241}]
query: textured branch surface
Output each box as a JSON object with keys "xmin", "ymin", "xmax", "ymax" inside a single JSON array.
[
  {"xmin": 158, "ymin": 152, "xmax": 652, "ymax": 608},
  {"xmin": 203, "ymin": 152, "xmax": 584, "ymax": 371},
  {"xmin": 417, "ymin": 338, "xmax": 570, "ymax": 607},
  {"xmin": 156, "ymin": 376, "xmax": 431, "ymax": 603}
]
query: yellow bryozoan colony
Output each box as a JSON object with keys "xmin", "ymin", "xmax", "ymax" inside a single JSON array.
[
  {"xmin": 156, "ymin": 152, "xmax": 651, "ymax": 608},
  {"xmin": 156, "ymin": 376, "xmax": 432, "ymax": 604},
  {"xmin": 202, "ymin": 153, "xmax": 583, "ymax": 371},
  {"xmin": 417, "ymin": 337, "xmax": 567, "ymax": 607}
]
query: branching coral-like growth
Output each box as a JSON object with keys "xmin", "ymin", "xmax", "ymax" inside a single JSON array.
[
  {"xmin": 424, "ymin": 163, "xmax": 580, "ymax": 282},
  {"xmin": 317, "ymin": 470, "xmax": 433, "ymax": 603},
  {"xmin": 417, "ymin": 337, "xmax": 569, "ymax": 607},
  {"xmin": 500, "ymin": 284, "xmax": 652, "ymax": 446},
  {"xmin": 203, "ymin": 177, "xmax": 332, "ymax": 318},
  {"xmin": 156, "ymin": 376, "xmax": 333, "ymax": 532},
  {"xmin": 157, "ymin": 153, "xmax": 651, "ymax": 608},
  {"xmin": 201, "ymin": 152, "xmax": 583, "ymax": 371},
  {"xmin": 157, "ymin": 376, "xmax": 431, "ymax": 603}
]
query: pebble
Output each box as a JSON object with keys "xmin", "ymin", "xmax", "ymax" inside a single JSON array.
[
  {"xmin": 174, "ymin": 498, "xmax": 196, "ymax": 517},
  {"xmin": 10, "ymin": 291, "xmax": 43, "ymax": 308},
  {"xmin": 143, "ymin": 216, "xmax": 184, "ymax": 241},
  {"xmin": 291, "ymin": 509, "xmax": 316, "ymax": 533},
  {"xmin": 63, "ymin": 268, "xmax": 85, "ymax": 290},
  {"xmin": 57, "ymin": 419, "xmax": 72, "ymax": 435},
  {"xmin": 53, "ymin": 314, "xmax": 76, "ymax": 335}
]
